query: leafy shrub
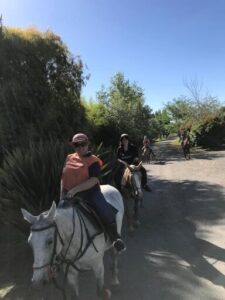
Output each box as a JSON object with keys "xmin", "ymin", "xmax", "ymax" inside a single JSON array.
[{"xmin": 194, "ymin": 111, "xmax": 225, "ymax": 148}]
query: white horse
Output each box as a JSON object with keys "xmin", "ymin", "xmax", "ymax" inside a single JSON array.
[{"xmin": 21, "ymin": 184, "xmax": 124, "ymax": 300}]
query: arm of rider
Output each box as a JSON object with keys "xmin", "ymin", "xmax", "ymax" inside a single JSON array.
[
  {"xmin": 60, "ymin": 187, "xmax": 68, "ymax": 200},
  {"xmin": 117, "ymin": 158, "xmax": 128, "ymax": 167},
  {"xmin": 66, "ymin": 177, "xmax": 100, "ymax": 198},
  {"xmin": 60, "ymin": 179, "xmax": 69, "ymax": 199}
]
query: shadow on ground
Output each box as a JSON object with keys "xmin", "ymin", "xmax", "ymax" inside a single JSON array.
[{"xmin": 2, "ymin": 176, "xmax": 225, "ymax": 299}]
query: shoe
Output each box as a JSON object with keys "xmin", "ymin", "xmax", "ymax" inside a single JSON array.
[
  {"xmin": 113, "ymin": 239, "xmax": 127, "ymax": 253},
  {"xmin": 143, "ymin": 185, "xmax": 152, "ymax": 192}
]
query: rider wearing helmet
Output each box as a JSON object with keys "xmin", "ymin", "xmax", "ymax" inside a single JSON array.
[
  {"xmin": 115, "ymin": 133, "xmax": 152, "ymax": 192},
  {"xmin": 59, "ymin": 133, "xmax": 126, "ymax": 253},
  {"xmin": 143, "ymin": 135, "xmax": 151, "ymax": 149}
]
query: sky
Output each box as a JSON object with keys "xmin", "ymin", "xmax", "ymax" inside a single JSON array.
[{"xmin": 1, "ymin": 0, "xmax": 225, "ymax": 111}]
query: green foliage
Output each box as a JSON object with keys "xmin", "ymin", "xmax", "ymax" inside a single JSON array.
[
  {"xmin": 163, "ymin": 94, "xmax": 225, "ymax": 145},
  {"xmin": 194, "ymin": 109, "xmax": 225, "ymax": 148},
  {"xmin": 0, "ymin": 26, "xmax": 87, "ymax": 163},
  {"xmin": 90, "ymin": 142, "xmax": 117, "ymax": 185},
  {"xmin": 87, "ymin": 72, "xmax": 157, "ymax": 145},
  {"xmin": 154, "ymin": 109, "xmax": 173, "ymax": 137},
  {"xmin": 164, "ymin": 97, "xmax": 194, "ymax": 131}
]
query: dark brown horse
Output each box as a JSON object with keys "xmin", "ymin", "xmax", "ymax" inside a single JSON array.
[{"xmin": 182, "ymin": 138, "xmax": 191, "ymax": 159}]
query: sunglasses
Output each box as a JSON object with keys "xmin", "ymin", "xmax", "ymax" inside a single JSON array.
[{"xmin": 73, "ymin": 142, "xmax": 88, "ymax": 148}]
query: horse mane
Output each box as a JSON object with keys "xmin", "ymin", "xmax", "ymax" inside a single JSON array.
[
  {"xmin": 183, "ymin": 137, "xmax": 190, "ymax": 146},
  {"xmin": 121, "ymin": 167, "xmax": 132, "ymax": 187}
]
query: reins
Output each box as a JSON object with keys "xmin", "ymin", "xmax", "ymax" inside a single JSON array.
[
  {"xmin": 31, "ymin": 223, "xmax": 64, "ymax": 270},
  {"xmin": 31, "ymin": 205, "xmax": 102, "ymax": 299}
]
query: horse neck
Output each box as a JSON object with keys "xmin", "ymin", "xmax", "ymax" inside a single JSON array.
[
  {"xmin": 133, "ymin": 171, "xmax": 142, "ymax": 189},
  {"xmin": 123, "ymin": 168, "xmax": 140, "ymax": 190},
  {"xmin": 55, "ymin": 207, "xmax": 84, "ymax": 256}
]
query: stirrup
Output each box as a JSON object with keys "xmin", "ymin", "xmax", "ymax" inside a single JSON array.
[{"xmin": 113, "ymin": 239, "xmax": 126, "ymax": 253}]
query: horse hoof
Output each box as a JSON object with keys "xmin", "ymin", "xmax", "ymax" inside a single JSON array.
[
  {"xmin": 102, "ymin": 289, "xmax": 111, "ymax": 300},
  {"xmin": 128, "ymin": 227, "xmax": 135, "ymax": 237},
  {"xmin": 111, "ymin": 281, "xmax": 120, "ymax": 291}
]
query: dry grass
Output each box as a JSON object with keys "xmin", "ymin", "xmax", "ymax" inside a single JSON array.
[{"xmin": 0, "ymin": 285, "xmax": 14, "ymax": 298}]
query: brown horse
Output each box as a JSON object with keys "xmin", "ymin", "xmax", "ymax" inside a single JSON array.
[
  {"xmin": 119, "ymin": 161, "xmax": 143, "ymax": 234},
  {"xmin": 182, "ymin": 138, "xmax": 191, "ymax": 159},
  {"xmin": 142, "ymin": 146, "xmax": 156, "ymax": 164}
]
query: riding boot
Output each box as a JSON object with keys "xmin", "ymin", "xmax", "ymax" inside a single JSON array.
[{"xmin": 106, "ymin": 223, "xmax": 126, "ymax": 253}]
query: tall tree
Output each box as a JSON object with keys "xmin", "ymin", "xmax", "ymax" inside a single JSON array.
[
  {"xmin": 0, "ymin": 26, "xmax": 87, "ymax": 161},
  {"xmin": 95, "ymin": 73, "xmax": 155, "ymax": 144}
]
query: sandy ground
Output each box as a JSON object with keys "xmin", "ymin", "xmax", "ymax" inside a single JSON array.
[{"xmin": 1, "ymin": 137, "xmax": 225, "ymax": 300}]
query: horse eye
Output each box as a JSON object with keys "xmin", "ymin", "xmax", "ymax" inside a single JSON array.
[{"xmin": 47, "ymin": 239, "xmax": 53, "ymax": 246}]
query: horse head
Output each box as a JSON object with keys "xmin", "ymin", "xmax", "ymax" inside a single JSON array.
[
  {"xmin": 21, "ymin": 202, "xmax": 63, "ymax": 286},
  {"xmin": 122, "ymin": 162, "xmax": 143, "ymax": 200}
]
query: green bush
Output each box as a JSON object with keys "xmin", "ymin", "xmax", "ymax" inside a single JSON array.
[{"xmin": 194, "ymin": 112, "xmax": 225, "ymax": 148}]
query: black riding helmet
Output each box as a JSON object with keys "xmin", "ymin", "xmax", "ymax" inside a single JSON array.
[{"xmin": 120, "ymin": 133, "xmax": 129, "ymax": 141}]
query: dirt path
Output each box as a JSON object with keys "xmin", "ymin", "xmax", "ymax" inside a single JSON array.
[{"xmin": 1, "ymin": 137, "xmax": 225, "ymax": 300}]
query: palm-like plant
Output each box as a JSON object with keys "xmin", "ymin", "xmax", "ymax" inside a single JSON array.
[
  {"xmin": 0, "ymin": 139, "xmax": 68, "ymax": 229},
  {"xmin": 0, "ymin": 140, "xmax": 116, "ymax": 230}
]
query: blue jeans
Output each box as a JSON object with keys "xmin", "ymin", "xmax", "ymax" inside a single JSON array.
[{"xmin": 85, "ymin": 187, "xmax": 115, "ymax": 224}]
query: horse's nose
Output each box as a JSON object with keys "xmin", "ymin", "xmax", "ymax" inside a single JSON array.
[
  {"xmin": 138, "ymin": 191, "xmax": 143, "ymax": 199},
  {"xmin": 31, "ymin": 278, "xmax": 40, "ymax": 288},
  {"xmin": 31, "ymin": 276, "xmax": 48, "ymax": 287}
]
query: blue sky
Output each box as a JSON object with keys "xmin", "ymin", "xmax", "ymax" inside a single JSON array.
[{"xmin": 1, "ymin": 0, "xmax": 225, "ymax": 111}]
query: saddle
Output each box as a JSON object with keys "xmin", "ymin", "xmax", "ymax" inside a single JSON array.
[
  {"xmin": 67, "ymin": 196, "xmax": 105, "ymax": 231},
  {"xmin": 63, "ymin": 196, "xmax": 117, "ymax": 241}
]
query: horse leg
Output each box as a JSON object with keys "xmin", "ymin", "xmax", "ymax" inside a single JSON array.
[
  {"xmin": 93, "ymin": 258, "xmax": 111, "ymax": 300},
  {"xmin": 121, "ymin": 193, "xmax": 134, "ymax": 233},
  {"xmin": 133, "ymin": 198, "xmax": 140, "ymax": 228},
  {"xmin": 139, "ymin": 194, "xmax": 144, "ymax": 208},
  {"xmin": 66, "ymin": 268, "xmax": 79, "ymax": 299},
  {"xmin": 110, "ymin": 248, "xmax": 120, "ymax": 287},
  {"xmin": 124, "ymin": 199, "xmax": 135, "ymax": 234}
]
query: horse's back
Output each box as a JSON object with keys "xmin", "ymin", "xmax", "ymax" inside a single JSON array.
[
  {"xmin": 100, "ymin": 184, "xmax": 124, "ymax": 213},
  {"xmin": 100, "ymin": 185, "xmax": 124, "ymax": 233}
]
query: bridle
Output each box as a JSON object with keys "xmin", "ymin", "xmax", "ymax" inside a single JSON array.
[
  {"xmin": 130, "ymin": 170, "xmax": 142, "ymax": 198},
  {"xmin": 30, "ymin": 208, "xmax": 101, "ymax": 300},
  {"xmin": 31, "ymin": 222, "xmax": 64, "ymax": 272},
  {"xmin": 31, "ymin": 207, "xmax": 101, "ymax": 275}
]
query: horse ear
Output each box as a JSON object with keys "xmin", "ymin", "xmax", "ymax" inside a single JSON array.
[
  {"xmin": 21, "ymin": 208, "xmax": 37, "ymax": 224},
  {"xmin": 137, "ymin": 161, "xmax": 142, "ymax": 170},
  {"xmin": 46, "ymin": 201, "xmax": 57, "ymax": 222},
  {"xmin": 128, "ymin": 165, "xmax": 134, "ymax": 171}
]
